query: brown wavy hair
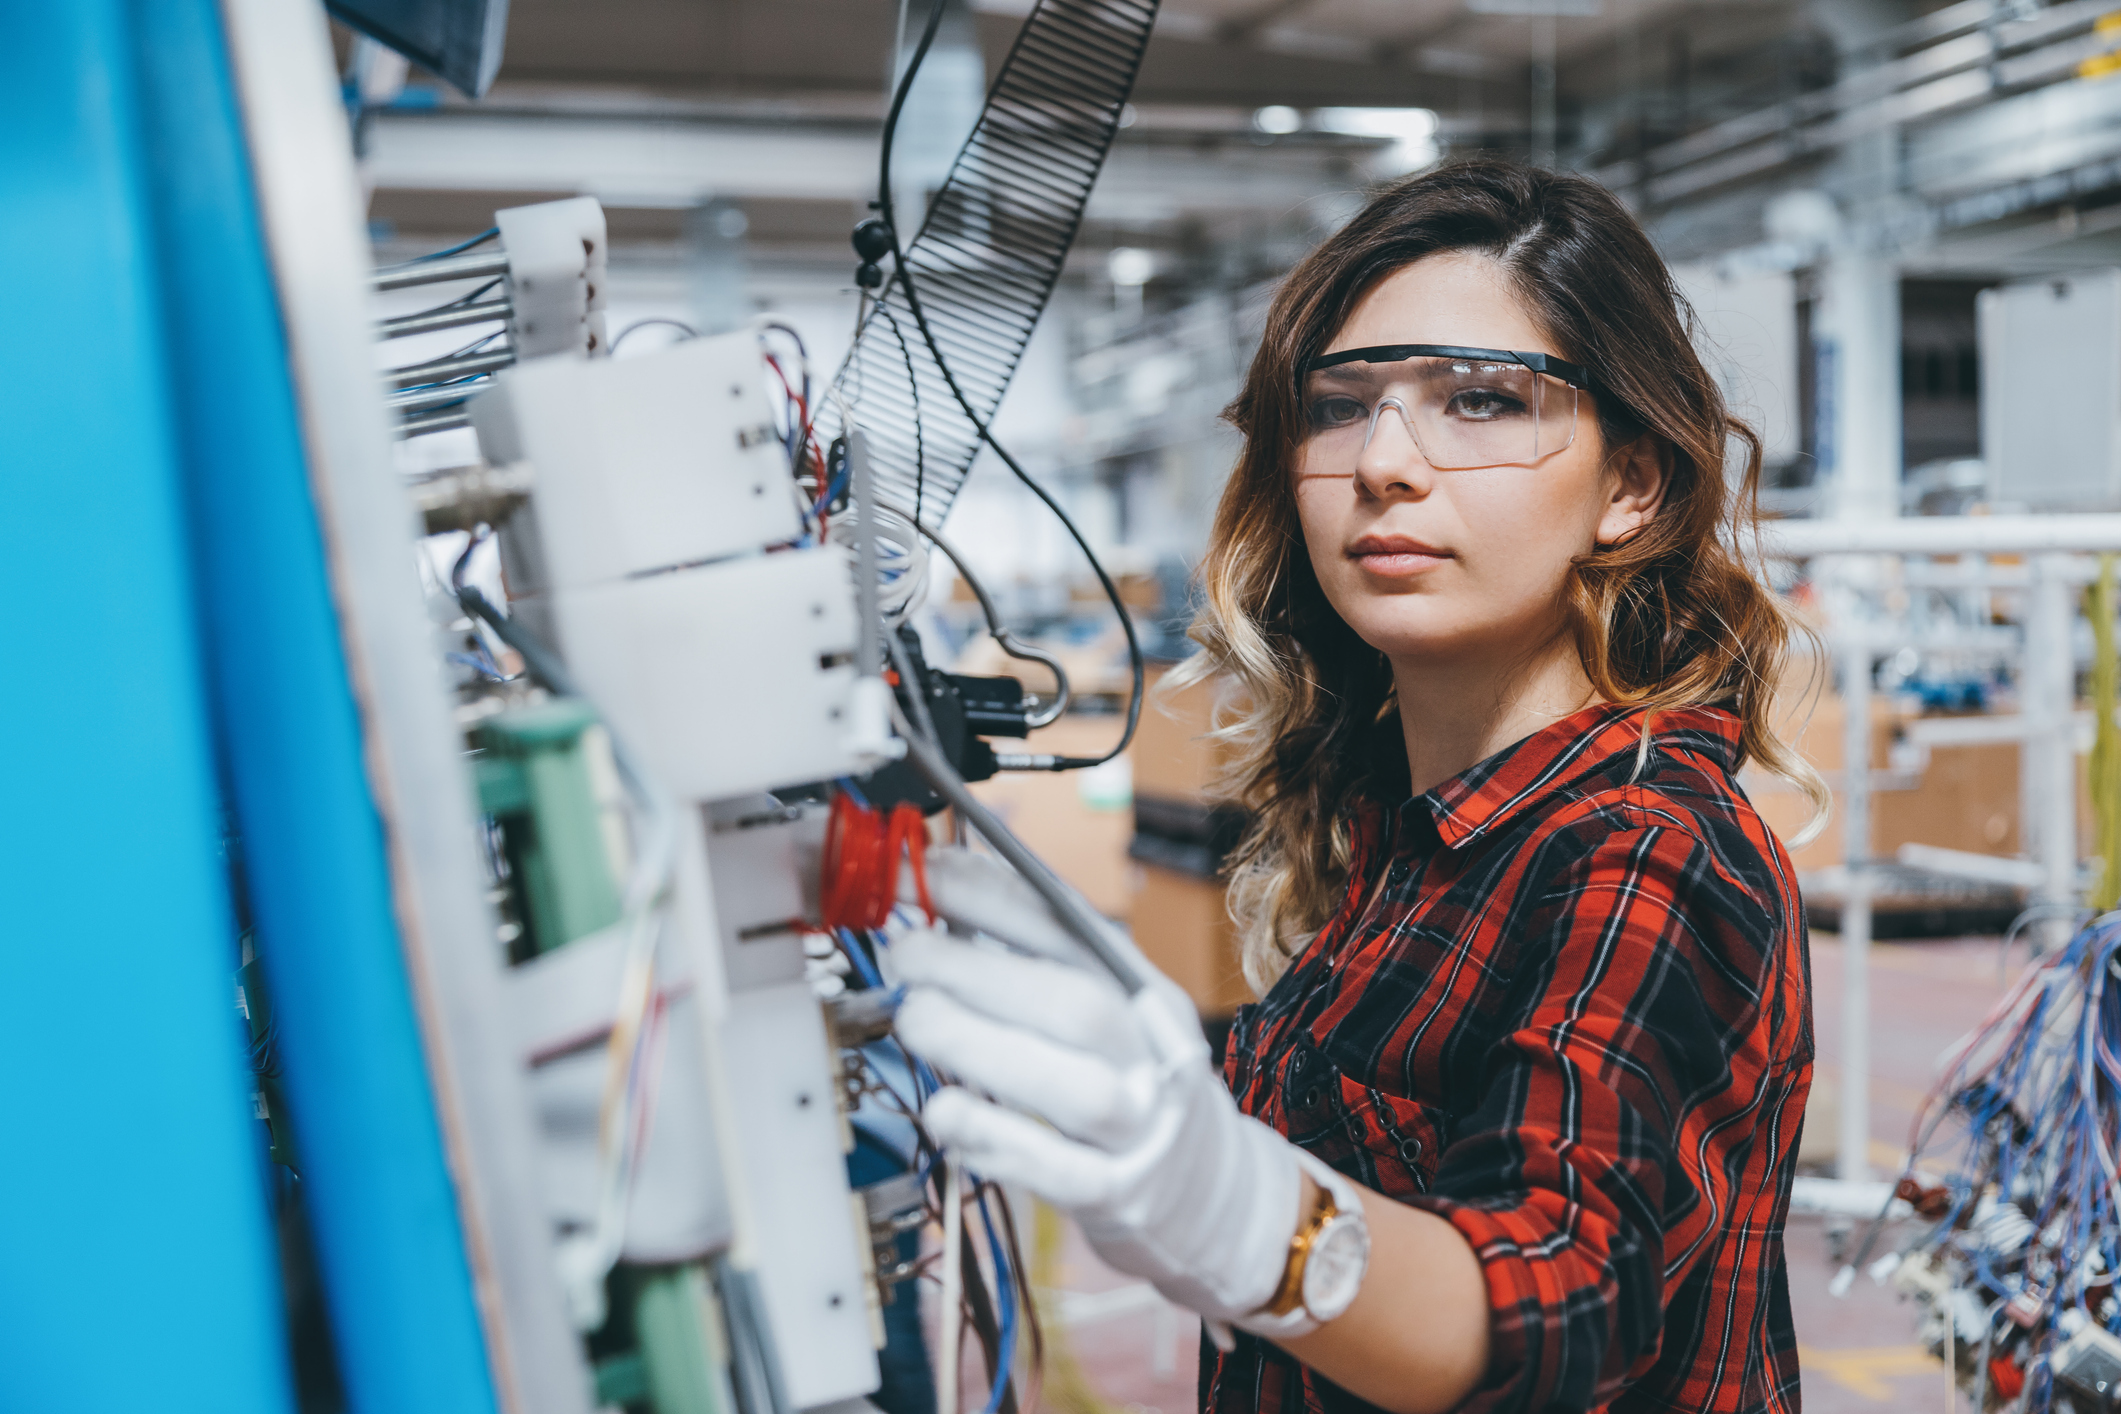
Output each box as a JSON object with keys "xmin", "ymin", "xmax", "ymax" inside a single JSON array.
[{"xmin": 1174, "ymin": 158, "xmax": 1828, "ymax": 991}]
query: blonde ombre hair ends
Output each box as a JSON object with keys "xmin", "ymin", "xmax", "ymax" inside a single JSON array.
[{"xmin": 1171, "ymin": 159, "xmax": 1829, "ymax": 993}]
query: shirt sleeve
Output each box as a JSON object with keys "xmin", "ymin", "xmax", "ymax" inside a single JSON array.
[{"xmin": 1405, "ymin": 820, "xmax": 1788, "ymax": 1413}]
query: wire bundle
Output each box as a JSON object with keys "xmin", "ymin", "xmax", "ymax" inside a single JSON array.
[
  {"xmin": 1877, "ymin": 912, "xmax": 2121, "ymax": 1408},
  {"xmin": 830, "ymin": 915, "xmax": 1038, "ymax": 1414},
  {"xmin": 820, "ymin": 791, "xmax": 936, "ymax": 931}
]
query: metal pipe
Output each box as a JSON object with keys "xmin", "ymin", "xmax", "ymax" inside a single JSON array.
[
  {"xmin": 849, "ymin": 428, "xmax": 881, "ymax": 680},
  {"xmin": 1760, "ymin": 514, "xmax": 2121, "ymax": 558},
  {"xmin": 1896, "ymin": 842, "xmax": 2046, "ymax": 891},
  {"xmin": 396, "ymin": 409, "xmax": 473, "ymax": 439},
  {"xmin": 2028, "ymin": 553, "xmax": 2080, "ymax": 955},
  {"xmin": 389, "ymin": 349, "xmax": 513, "ymax": 388},
  {"xmin": 378, "ymin": 297, "xmax": 511, "ymax": 340},
  {"xmin": 388, "ymin": 383, "xmax": 489, "ymax": 413},
  {"xmin": 372, "ymin": 249, "xmax": 511, "ymax": 291}
]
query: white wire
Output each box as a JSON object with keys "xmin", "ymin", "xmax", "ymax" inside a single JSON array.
[
  {"xmin": 871, "ymin": 500, "xmax": 932, "ymax": 626},
  {"xmin": 820, "ymin": 470, "xmax": 932, "ymax": 628},
  {"xmin": 557, "ymin": 776, "xmax": 678, "ymax": 1330}
]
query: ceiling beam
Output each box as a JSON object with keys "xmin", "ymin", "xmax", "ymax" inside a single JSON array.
[{"xmin": 363, "ymin": 108, "xmax": 1382, "ymax": 225}]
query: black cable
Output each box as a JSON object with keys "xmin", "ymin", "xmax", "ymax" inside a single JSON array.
[
  {"xmin": 876, "ymin": 0, "xmax": 949, "ymax": 232},
  {"xmin": 876, "ymin": 305, "xmax": 927, "ymax": 525},
  {"xmin": 611, "ymin": 317, "xmax": 699, "ymax": 352},
  {"xmin": 446, "ymin": 277, "xmax": 503, "ymax": 308},
  {"xmin": 873, "ymin": 0, "xmax": 1144, "ymax": 770},
  {"xmin": 458, "ymin": 583, "xmax": 581, "ymax": 700}
]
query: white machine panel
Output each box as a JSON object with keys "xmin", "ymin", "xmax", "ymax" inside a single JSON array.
[
  {"xmin": 1980, "ymin": 269, "xmax": 2121, "ymax": 510},
  {"xmin": 472, "ymin": 331, "xmax": 802, "ymax": 592},
  {"xmin": 552, "ymin": 548, "xmax": 864, "ymax": 800},
  {"xmin": 507, "ymin": 927, "xmax": 733, "ymax": 1262},
  {"xmin": 719, "ymin": 981, "xmax": 880, "ymax": 1409},
  {"xmin": 497, "ymin": 196, "xmax": 609, "ymax": 359},
  {"xmin": 704, "ymin": 804, "xmax": 814, "ymax": 993}
]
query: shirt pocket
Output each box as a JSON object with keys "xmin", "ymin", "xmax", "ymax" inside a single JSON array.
[{"xmin": 1277, "ymin": 1038, "xmax": 1443, "ymax": 1200}]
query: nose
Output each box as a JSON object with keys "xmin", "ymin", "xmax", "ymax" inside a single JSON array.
[{"xmin": 1352, "ymin": 396, "xmax": 1434, "ymax": 500}]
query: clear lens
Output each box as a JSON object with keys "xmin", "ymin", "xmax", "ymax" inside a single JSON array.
[{"xmin": 1301, "ymin": 355, "xmax": 1578, "ymax": 471}]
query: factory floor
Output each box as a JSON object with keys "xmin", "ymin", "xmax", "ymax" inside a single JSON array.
[{"xmin": 1032, "ymin": 931, "xmax": 2021, "ymax": 1413}]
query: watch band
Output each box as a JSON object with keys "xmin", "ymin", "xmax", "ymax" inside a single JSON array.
[{"xmin": 1258, "ymin": 1176, "xmax": 1339, "ymax": 1317}]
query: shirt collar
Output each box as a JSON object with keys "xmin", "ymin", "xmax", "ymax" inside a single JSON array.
[{"xmin": 1404, "ymin": 702, "xmax": 1742, "ymax": 850}]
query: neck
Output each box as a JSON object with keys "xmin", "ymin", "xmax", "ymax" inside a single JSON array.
[{"xmin": 1391, "ymin": 631, "xmax": 1599, "ymax": 797}]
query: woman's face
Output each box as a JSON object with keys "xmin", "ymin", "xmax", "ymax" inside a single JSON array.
[{"xmin": 1291, "ymin": 252, "xmax": 1663, "ymax": 669}]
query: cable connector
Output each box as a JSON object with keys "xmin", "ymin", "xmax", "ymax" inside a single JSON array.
[
  {"xmin": 993, "ymin": 753, "xmax": 1063, "ymax": 771},
  {"xmin": 843, "ymin": 675, "xmax": 905, "ymax": 766}
]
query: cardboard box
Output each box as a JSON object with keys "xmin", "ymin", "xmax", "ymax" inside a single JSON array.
[
  {"xmin": 1132, "ymin": 666, "xmax": 1239, "ymax": 803},
  {"xmin": 1131, "ymin": 863, "xmax": 1254, "ymax": 1017},
  {"xmin": 1745, "ymin": 692, "xmax": 2047, "ymax": 872}
]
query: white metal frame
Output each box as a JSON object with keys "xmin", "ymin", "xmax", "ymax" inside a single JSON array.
[{"xmin": 1761, "ymin": 515, "xmax": 2121, "ymax": 1182}]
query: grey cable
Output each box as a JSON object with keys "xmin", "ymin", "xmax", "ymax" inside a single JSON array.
[{"xmin": 888, "ymin": 698, "xmax": 1144, "ymax": 995}]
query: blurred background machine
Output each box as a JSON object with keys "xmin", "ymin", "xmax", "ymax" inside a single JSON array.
[{"xmin": 35, "ymin": 0, "xmax": 2121, "ymax": 1411}]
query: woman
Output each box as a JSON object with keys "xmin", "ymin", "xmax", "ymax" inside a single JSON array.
[{"xmin": 894, "ymin": 159, "xmax": 1824, "ymax": 1414}]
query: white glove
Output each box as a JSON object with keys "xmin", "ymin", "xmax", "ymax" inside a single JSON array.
[{"xmin": 889, "ymin": 848, "xmax": 1362, "ymax": 1340}]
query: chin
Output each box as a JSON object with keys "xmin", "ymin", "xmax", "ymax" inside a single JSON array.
[
  {"xmin": 1336, "ymin": 596, "xmax": 1553, "ymax": 666},
  {"xmin": 1338, "ymin": 607, "xmax": 1483, "ymax": 661}
]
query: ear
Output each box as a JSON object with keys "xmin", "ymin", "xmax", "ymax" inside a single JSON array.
[{"xmin": 1596, "ymin": 435, "xmax": 1669, "ymax": 547}]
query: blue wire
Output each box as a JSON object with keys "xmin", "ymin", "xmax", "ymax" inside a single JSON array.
[
  {"xmin": 837, "ymin": 777, "xmax": 871, "ymax": 810},
  {"xmin": 976, "ymin": 1186, "xmax": 1018, "ymax": 1414},
  {"xmin": 836, "ymin": 928, "xmax": 885, "ymax": 991},
  {"xmin": 409, "ymin": 227, "xmax": 500, "ymax": 262}
]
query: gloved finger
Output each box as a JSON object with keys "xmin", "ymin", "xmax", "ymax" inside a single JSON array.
[
  {"xmin": 895, "ymin": 987, "xmax": 1152, "ymax": 1147},
  {"xmin": 893, "ymin": 928, "xmax": 1145, "ymax": 1060},
  {"xmin": 901, "ymin": 847, "xmax": 1081, "ymax": 964},
  {"xmin": 904, "ymin": 847, "xmax": 1152, "ymax": 981},
  {"xmin": 923, "ymin": 1087, "xmax": 1126, "ymax": 1208}
]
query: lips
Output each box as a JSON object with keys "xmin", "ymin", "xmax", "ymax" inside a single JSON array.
[{"xmin": 1346, "ymin": 534, "xmax": 1452, "ymax": 577}]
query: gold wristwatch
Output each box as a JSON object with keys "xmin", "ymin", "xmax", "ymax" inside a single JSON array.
[{"xmin": 1258, "ymin": 1175, "xmax": 1370, "ymax": 1322}]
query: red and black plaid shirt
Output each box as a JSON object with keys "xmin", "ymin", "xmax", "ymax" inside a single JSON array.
[{"xmin": 1206, "ymin": 703, "xmax": 1812, "ymax": 1414}]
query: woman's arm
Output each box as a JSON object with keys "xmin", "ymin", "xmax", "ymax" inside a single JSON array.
[{"xmin": 1277, "ymin": 1172, "xmax": 1490, "ymax": 1414}]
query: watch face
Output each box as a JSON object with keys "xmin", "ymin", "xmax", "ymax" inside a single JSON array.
[{"xmin": 1302, "ymin": 1214, "xmax": 1371, "ymax": 1321}]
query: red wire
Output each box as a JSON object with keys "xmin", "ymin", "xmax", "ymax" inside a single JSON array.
[
  {"xmin": 762, "ymin": 352, "xmax": 829, "ymax": 507},
  {"xmin": 821, "ymin": 793, "xmax": 935, "ymax": 930}
]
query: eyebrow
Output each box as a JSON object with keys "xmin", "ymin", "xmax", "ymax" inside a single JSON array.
[{"xmin": 1304, "ymin": 365, "xmax": 1370, "ymax": 385}]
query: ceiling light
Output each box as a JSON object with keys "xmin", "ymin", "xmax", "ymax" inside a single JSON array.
[
  {"xmin": 1252, "ymin": 105, "xmax": 1303, "ymax": 135},
  {"xmin": 1108, "ymin": 247, "xmax": 1156, "ymax": 287},
  {"xmin": 1311, "ymin": 107, "xmax": 1440, "ymax": 173}
]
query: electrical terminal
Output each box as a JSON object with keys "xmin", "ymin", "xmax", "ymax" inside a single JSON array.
[{"xmin": 2056, "ymin": 1324, "xmax": 2121, "ymax": 1410}]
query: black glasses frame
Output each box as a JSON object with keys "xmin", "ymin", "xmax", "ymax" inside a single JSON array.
[{"xmin": 1304, "ymin": 344, "xmax": 1594, "ymax": 393}]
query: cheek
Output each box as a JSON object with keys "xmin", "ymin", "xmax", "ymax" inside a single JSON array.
[
  {"xmin": 1291, "ymin": 474, "xmax": 1347, "ymax": 557},
  {"xmin": 1451, "ymin": 466, "xmax": 1603, "ymax": 573}
]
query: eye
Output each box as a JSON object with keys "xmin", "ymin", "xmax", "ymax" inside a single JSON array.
[
  {"xmin": 1306, "ymin": 395, "xmax": 1368, "ymax": 431},
  {"xmin": 1444, "ymin": 387, "xmax": 1528, "ymax": 421}
]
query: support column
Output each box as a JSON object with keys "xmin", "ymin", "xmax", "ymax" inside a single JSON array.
[
  {"xmin": 1836, "ymin": 593, "xmax": 1874, "ymax": 1183},
  {"xmin": 1816, "ymin": 251, "xmax": 1902, "ymax": 522},
  {"xmin": 2026, "ymin": 554, "xmax": 2081, "ymax": 953}
]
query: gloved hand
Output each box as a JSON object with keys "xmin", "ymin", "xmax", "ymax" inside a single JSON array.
[{"xmin": 889, "ymin": 847, "xmax": 1363, "ymax": 1341}]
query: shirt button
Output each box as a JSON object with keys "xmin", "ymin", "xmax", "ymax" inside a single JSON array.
[{"xmin": 1388, "ymin": 861, "xmax": 1411, "ymax": 885}]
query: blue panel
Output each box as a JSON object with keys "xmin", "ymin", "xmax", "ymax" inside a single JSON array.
[
  {"xmin": 0, "ymin": 5, "xmax": 294, "ymax": 1414},
  {"xmin": 123, "ymin": 4, "xmax": 502, "ymax": 1413}
]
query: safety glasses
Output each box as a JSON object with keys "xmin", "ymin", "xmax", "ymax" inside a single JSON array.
[{"xmin": 1300, "ymin": 344, "xmax": 1594, "ymax": 472}]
